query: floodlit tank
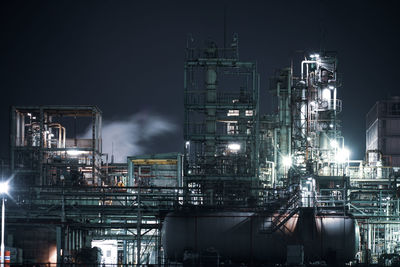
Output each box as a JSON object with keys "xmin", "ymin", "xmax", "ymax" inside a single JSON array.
[{"xmin": 162, "ymin": 209, "xmax": 359, "ymax": 264}]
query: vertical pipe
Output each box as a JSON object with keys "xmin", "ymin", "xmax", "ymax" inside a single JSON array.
[
  {"xmin": 157, "ymin": 224, "xmax": 162, "ymax": 267},
  {"xmin": 137, "ymin": 187, "xmax": 141, "ymax": 266},
  {"xmin": 123, "ymin": 229, "xmax": 127, "ymax": 264},
  {"xmin": 367, "ymin": 221, "xmax": 371, "ymax": 260},
  {"xmin": 98, "ymin": 113, "xmax": 102, "ymax": 153},
  {"xmin": 16, "ymin": 112, "xmax": 20, "ymax": 147},
  {"xmin": 21, "ymin": 113, "xmax": 25, "ymax": 146},
  {"xmin": 1, "ymin": 198, "xmax": 5, "ymax": 267},
  {"xmin": 273, "ymin": 128, "xmax": 278, "ymax": 187},
  {"xmin": 9, "ymin": 107, "xmax": 16, "ymax": 175},
  {"xmin": 372, "ymin": 224, "xmax": 375, "ymax": 255},
  {"xmin": 92, "ymin": 110, "xmax": 96, "ymax": 185},
  {"xmin": 128, "ymin": 159, "xmax": 133, "ymax": 187},
  {"xmin": 39, "ymin": 107, "xmax": 44, "ymax": 186},
  {"xmin": 64, "ymin": 227, "xmax": 68, "ymax": 254},
  {"xmin": 255, "ymin": 71, "xmax": 260, "ymax": 181},
  {"xmin": 78, "ymin": 230, "xmax": 81, "ymax": 250},
  {"xmin": 177, "ymin": 154, "xmax": 182, "ymax": 187},
  {"xmin": 56, "ymin": 226, "xmax": 62, "ymax": 265},
  {"xmin": 287, "ymin": 69, "xmax": 292, "ymax": 159},
  {"xmin": 58, "ymin": 125, "xmax": 62, "ymax": 148},
  {"xmin": 72, "ymin": 230, "xmax": 75, "ymax": 252}
]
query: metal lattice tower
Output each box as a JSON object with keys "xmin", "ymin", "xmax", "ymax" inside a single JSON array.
[{"xmin": 183, "ymin": 35, "xmax": 260, "ymax": 205}]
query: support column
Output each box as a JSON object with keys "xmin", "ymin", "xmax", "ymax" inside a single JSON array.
[{"xmin": 56, "ymin": 226, "xmax": 63, "ymax": 266}]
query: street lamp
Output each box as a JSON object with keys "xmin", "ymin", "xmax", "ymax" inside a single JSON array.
[{"xmin": 0, "ymin": 181, "xmax": 8, "ymax": 267}]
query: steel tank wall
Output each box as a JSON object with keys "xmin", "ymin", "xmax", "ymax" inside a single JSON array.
[
  {"xmin": 297, "ymin": 209, "xmax": 360, "ymax": 263},
  {"xmin": 161, "ymin": 209, "xmax": 359, "ymax": 264}
]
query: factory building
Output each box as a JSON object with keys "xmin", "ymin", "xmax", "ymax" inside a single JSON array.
[
  {"xmin": 10, "ymin": 106, "xmax": 103, "ymax": 186},
  {"xmin": 2, "ymin": 35, "xmax": 400, "ymax": 266},
  {"xmin": 366, "ymin": 96, "xmax": 400, "ymax": 167}
]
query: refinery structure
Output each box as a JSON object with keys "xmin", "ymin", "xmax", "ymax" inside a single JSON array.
[{"xmin": 2, "ymin": 35, "xmax": 400, "ymax": 266}]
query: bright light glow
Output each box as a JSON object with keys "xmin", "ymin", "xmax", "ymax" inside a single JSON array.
[
  {"xmin": 92, "ymin": 240, "xmax": 118, "ymax": 265},
  {"xmin": 336, "ymin": 148, "xmax": 350, "ymax": 163},
  {"xmin": 330, "ymin": 140, "xmax": 338, "ymax": 148},
  {"xmin": 228, "ymin": 143, "xmax": 241, "ymax": 152},
  {"xmin": 0, "ymin": 181, "xmax": 9, "ymax": 194},
  {"xmin": 282, "ymin": 156, "xmax": 292, "ymax": 167},
  {"xmin": 310, "ymin": 53, "xmax": 320, "ymax": 59},
  {"xmin": 67, "ymin": 150, "xmax": 88, "ymax": 156},
  {"xmin": 328, "ymin": 85, "xmax": 335, "ymax": 89},
  {"xmin": 48, "ymin": 245, "xmax": 57, "ymax": 263},
  {"xmin": 322, "ymin": 88, "xmax": 331, "ymax": 102},
  {"xmin": 227, "ymin": 110, "xmax": 239, "ymax": 116}
]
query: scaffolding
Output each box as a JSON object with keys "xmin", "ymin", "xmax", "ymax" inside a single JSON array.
[
  {"xmin": 183, "ymin": 35, "xmax": 261, "ymax": 205},
  {"xmin": 10, "ymin": 105, "xmax": 103, "ymax": 186}
]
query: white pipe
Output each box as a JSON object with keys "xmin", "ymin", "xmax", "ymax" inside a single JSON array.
[
  {"xmin": 62, "ymin": 127, "xmax": 66, "ymax": 148},
  {"xmin": 49, "ymin": 123, "xmax": 66, "ymax": 149},
  {"xmin": 1, "ymin": 197, "xmax": 4, "ymax": 267},
  {"xmin": 333, "ymin": 88, "xmax": 337, "ymax": 111}
]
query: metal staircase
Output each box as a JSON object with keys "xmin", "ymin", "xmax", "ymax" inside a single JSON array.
[{"xmin": 261, "ymin": 188, "xmax": 300, "ymax": 234}]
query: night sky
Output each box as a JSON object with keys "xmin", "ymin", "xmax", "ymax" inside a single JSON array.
[{"xmin": 1, "ymin": 0, "xmax": 399, "ymax": 161}]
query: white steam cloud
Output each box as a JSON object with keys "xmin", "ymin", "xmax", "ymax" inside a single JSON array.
[{"xmin": 80, "ymin": 112, "xmax": 177, "ymax": 163}]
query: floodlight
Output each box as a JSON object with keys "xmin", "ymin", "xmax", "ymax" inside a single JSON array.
[
  {"xmin": 330, "ymin": 140, "xmax": 338, "ymax": 148},
  {"xmin": 336, "ymin": 148, "xmax": 350, "ymax": 163},
  {"xmin": 228, "ymin": 143, "xmax": 241, "ymax": 152},
  {"xmin": 0, "ymin": 182, "xmax": 9, "ymax": 194},
  {"xmin": 282, "ymin": 156, "xmax": 292, "ymax": 167},
  {"xmin": 67, "ymin": 150, "xmax": 88, "ymax": 156}
]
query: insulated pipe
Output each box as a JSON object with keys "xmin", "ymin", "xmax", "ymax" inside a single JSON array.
[
  {"xmin": 63, "ymin": 126, "xmax": 66, "ymax": 148},
  {"xmin": 273, "ymin": 128, "xmax": 278, "ymax": 186},
  {"xmin": 287, "ymin": 70, "xmax": 292, "ymax": 156},
  {"xmin": 49, "ymin": 123, "xmax": 66, "ymax": 148},
  {"xmin": 333, "ymin": 88, "xmax": 337, "ymax": 111}
]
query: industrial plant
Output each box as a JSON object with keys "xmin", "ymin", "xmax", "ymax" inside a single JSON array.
[{"xmin": 2, "ymin": 34, "xmax": 400, "ymax": 266}]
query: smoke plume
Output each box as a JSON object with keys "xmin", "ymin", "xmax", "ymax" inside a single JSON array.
[{"xmin": 81, "ymin": 112, "xmax": 177, "ymax": 163}]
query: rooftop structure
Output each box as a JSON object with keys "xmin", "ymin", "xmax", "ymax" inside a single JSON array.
[{"xmin": 366, "ymin": 96, "xmax": 400, "ymax": 167}]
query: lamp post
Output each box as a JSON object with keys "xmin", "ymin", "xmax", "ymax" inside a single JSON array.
[{"xmin": 0, "ymin": 181, "xmax": 8, "ymax": 267}]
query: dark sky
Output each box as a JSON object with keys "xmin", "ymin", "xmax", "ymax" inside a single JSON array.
[{"xmin": 1, "ymin": 0, "xmax": 399, "ymax": 160}]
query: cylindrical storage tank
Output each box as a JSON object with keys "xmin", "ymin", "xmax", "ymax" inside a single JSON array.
[
  {"xmin": 162, "ymin": 209, "xmax": 358, "ymax": 265},
  {"xmin": 162, "ymin": 210, "xmax": 296, "ymax": 264},
  {"xmin": 313, "ymin": 213, "xmax": 360, "ymax": 263},
  {"xmin": 297, "ymin": 208, "xmax": 359, "ymax": 263}
]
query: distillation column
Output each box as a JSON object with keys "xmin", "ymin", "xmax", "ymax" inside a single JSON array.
[{"xmin": 275, "ymin": 68, "xmax": 292, "ymax": 185}]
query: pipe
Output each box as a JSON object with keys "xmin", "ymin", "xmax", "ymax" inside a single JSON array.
[
  {"xmin": 266, "ymin": 161, "xmax": 275, "ymax": 187},
  {"xmin": 49, "ymin": 123, "xmax": 66, "ymax": 148},
  {"xmin": 273, "ymin": 128, "xmax": 278, "ymax": 186}
]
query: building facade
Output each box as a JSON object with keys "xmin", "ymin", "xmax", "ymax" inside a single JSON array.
[{"xmin": 366, "ymin": 96, "xmax": 400, "ymax": 167}]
